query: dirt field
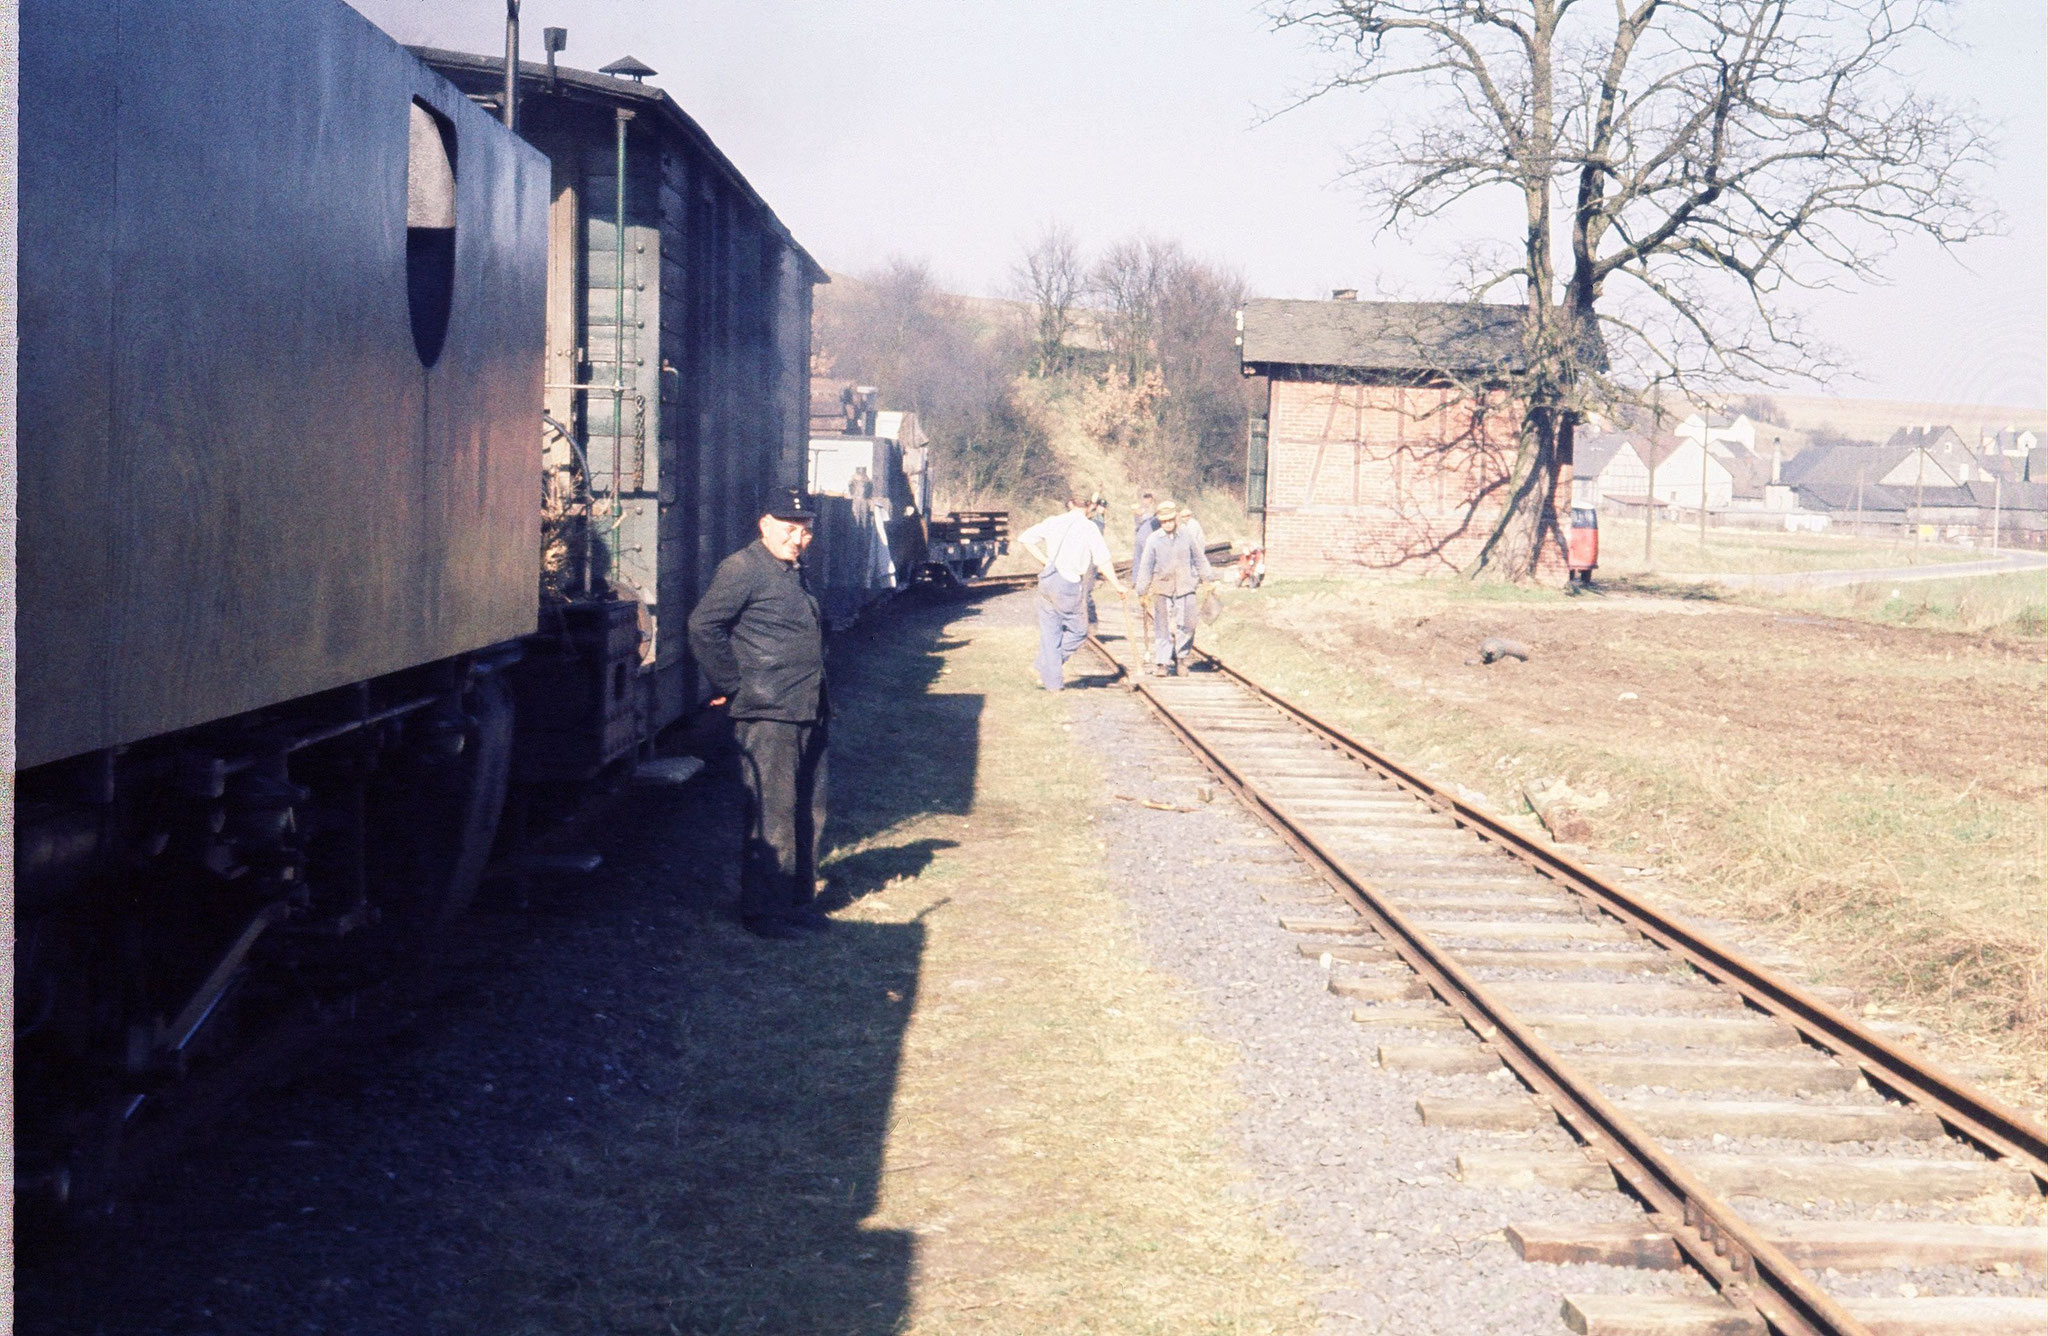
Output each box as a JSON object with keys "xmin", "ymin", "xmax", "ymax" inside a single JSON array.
[{"xmin": 1207, "ymin": 576, "xmax": 2048, "ymax": 1110}]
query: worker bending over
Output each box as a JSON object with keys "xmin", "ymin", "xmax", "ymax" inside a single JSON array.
[{"xmin": 1020, "ymin": 493, "xmax": 1126, "ymax": 691}]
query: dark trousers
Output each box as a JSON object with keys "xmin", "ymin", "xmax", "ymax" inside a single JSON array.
[{"xmin": 734, "ymin": 716, "xmax": 829, "ymax": 923}]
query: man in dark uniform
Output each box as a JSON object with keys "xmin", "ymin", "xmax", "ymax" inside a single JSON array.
[{"xmin": 688, "ymin": 490, "xmax": 831, "ymax": 940}]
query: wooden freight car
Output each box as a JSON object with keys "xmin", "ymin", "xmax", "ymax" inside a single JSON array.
[{"xmin": 416, "ymin": 46, "xmax": 829, "ymax": 777}]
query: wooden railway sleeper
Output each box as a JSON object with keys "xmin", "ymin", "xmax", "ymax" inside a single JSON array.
[
  {"xmin": 1094, "ymin": 636, "xmax": 1883, "ymax": 1336},
  {"xmin": 1184, "ymin": 643, "xmax": 2048, "ymax": 1185}
]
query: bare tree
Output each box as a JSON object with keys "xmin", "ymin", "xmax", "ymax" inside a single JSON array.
[
  {"xmin": 1015, "ymin": 224, "xmax": 1085, "ymax": 376},
  {"xmin": 1270, "ymin": 0, "xmax": 1994, "ymax": 579},
  {"xmin": 814, "ymin": 260, "xmax": 1062, "ymax": 506},
  {"xmin": 1091, "ymin": 237, "xmax": 1176, "ymax": 383}
]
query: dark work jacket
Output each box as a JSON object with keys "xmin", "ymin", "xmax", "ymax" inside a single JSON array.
[{"xmin": 687, "ymin": 540, "xmax": 827, "ymax": 722}]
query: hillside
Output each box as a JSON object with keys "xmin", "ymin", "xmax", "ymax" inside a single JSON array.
[{"xmin": 1762, "ymin": 394, "xmax": 2045, "ymax": 446}]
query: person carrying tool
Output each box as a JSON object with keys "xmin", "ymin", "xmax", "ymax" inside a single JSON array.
[
  {"xmin": 1130, "ymin": 492, "xmax": 1161, "ymax": 666},
  {"xmin": 1133, "ymin": 501, "xmax": 1217, "ymax": 676},
  {"xmin": 1019, "ymin": 493, "xmax": 1126, "ymax": 691}
]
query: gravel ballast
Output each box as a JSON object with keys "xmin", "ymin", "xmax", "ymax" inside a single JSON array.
[{"xmin": 1065, "ymin": 670, "xmax": 1714, "ymax": 1334}]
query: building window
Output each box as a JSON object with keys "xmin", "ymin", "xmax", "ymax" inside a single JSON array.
[{"xmin": 406, "ymin": 100, "xmax": 457, "ymax": 367}]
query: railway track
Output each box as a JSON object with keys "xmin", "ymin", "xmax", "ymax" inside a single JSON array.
[
  {"xmin": 975, "ymin": 541, "xmax": 1234, "ymax": 591},
  {"xmin": 1085, "ymin": 632, "xmax": 2047, "ymax": 1336}
]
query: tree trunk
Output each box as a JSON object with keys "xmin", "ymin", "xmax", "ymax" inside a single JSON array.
[{"xmin": 1466, "ymin": 404, "xmax": 1569, "ymax": 582}]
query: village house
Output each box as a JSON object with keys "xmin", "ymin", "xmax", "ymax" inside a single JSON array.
[
  {"xmin": 1779, "ymin": 426, "xmax": 2048, "ymax": 547},
  {"xmin": 1237, "ymin": 295, "xmax": 1569, "ymax": 577},
  {"xmin": 1572, "ymin": 430, "xmax": 1736, "ymax": 511},
  {"xmin": 1982, "ymin": 425, "xmax": 2041, "ymax": 459},
  {"xmin": 1674, "ymin": 411, "xmax": 1758, "ymax": 455}
]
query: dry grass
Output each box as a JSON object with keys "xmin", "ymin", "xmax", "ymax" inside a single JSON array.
[
  {"xmin": 450, "ymin": 597, "xmax": 1320, "ymax": 1334},
  {"xmin": 1592, "ymin": 521, "xmax": 1985, "ymax": 576},
  {"xmin": 829, "ymin": 608, "xmax": 1318, "ymax": 1333},
  {"xmin": 1747, "ymin": 570, "xmax": 2048, "ymax": 637},
  {"xmin": 1207, "ymin": 577, "xmax": 2048, "ymax": 1114}
]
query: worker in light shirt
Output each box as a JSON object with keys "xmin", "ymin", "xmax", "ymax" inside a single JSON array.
[{"xmin": 1019, "ymin": 493, "xmax": 1127, "ymax": 691}]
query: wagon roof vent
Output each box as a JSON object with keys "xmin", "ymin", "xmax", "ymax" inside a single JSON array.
[{"xmin": 600, "ymin": 55, "xmax": 657, "ymax": 82}]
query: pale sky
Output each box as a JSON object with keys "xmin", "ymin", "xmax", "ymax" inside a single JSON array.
[{"xmin": 354, "ymin": 0, "xmax": 2047, "ymax": 409}]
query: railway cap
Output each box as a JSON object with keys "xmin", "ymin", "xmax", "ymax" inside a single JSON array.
[{"xmin": 767, "ymin": 488, "xmax": 818, "ymax": 523}]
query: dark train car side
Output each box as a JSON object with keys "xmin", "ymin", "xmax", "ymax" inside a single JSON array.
[
  {"xmin": 415, "ymin": 48, "xmax": 829, "ymax": 773},
  {"xmin": 12, "ymin": 6, "xmax": 826, "ymax": 1207},
  {"xmin": 14, "ymin": 0, "xmax": 551, "ymax": 1203},
  {"xmin": 18, "ymin": 4, "xmax": 546, "ymax": 771}
]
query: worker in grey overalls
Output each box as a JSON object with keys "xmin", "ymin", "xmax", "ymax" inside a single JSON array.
[
  {"xmin": 1130, "ymin": 492, "xmax": 1161, "ymax": 666},
  {"xmin": 1020, "ymin": 494, "xmax": 1126, "ymax": 691},
  {"xmin": 1133, "ymin": 501, "xmax": 1216, "ymax": 676}
]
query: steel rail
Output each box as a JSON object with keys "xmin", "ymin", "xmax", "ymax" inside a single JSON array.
[
  {"xmin": 1186, "ymin": 646, "xmax": 2048, "ymax": 1183},
  {"xmin": 978, "ymin": 541, "xmax": 1233, "ymax": 592},
  {"xmin": 1092, "ymin": 636, "xmax": 1870, "ymax": 1336}
]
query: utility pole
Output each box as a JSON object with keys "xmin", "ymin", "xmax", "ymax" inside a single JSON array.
[
  {"xmin": 502, "ymin": 0, "xmax": 520, "ymax": 131},
  {"xmin": 1697, "ymin": 434, "xmax": 1709, "ymax": 552},
  {"xmin": 1644, "ymin": 386, "xmax": 1664, "ymax": 568},
  {"xmin": 1913, "ymin": 449, "xmax": 1925, "ymax": 562},
  {"xmin": 1644, "ymin": 444, "xmax": 1658, "ymax": 566}
]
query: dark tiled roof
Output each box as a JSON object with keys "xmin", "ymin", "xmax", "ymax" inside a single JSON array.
[
  {"xmin": 1794, "ymin": 479, "xmax": 2048, "ymax": 514},
  {"xmin": 1781, "ymin": 443, "xmax": 1912, "ymax": 489},
  {"xmin": 1571, "ymin": 430, "xmax": 1635, "ymax": 479},
  {"xmin": 1792, "ymin": 481, "xmax": 1909, "ymax": 512},
  {"xmin": 1240, "ymin": 299, "xmax": 1529, "ymax": 375},
  {"xmin": 1963, "ymin": 479, "xmax": 2048, "ymax": 511}
]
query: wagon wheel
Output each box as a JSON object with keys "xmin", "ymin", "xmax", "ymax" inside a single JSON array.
[{"xmin": 368, "ymin": 672, "xmax": 516, "ymax": 945}]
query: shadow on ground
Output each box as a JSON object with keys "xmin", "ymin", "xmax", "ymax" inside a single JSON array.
[{"xmin": 14, "ymin": 588, "xmax": 995, "ymax": 1336}]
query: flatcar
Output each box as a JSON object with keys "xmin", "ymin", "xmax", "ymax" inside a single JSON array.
[{"xmin": 13, "ymin": 0, "xmax": 822, "ymax": 1204}]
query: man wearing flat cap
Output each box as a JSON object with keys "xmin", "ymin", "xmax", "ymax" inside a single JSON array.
[
  {"xmin": 688, "ymin": 489, "xmax": 832, "ymax": 940},
  {"xmin": 1133, "ymin": 501, "xmax": 1216, "ymax": 676}
]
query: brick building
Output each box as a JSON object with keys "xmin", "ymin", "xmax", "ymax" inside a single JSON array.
[{"xmin": 1240, "ymin": 296, "xmax": 1567, "ymax": 577}]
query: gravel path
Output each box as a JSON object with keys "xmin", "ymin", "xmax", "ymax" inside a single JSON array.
[{"xmin": 1062, "ymin": 657, "xmax": 1716, "ymax": 1334}]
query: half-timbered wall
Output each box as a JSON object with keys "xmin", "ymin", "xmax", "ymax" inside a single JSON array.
[{"xmin": 1263, "ymin": 376, "xmax": 1567, "ymax": 578}]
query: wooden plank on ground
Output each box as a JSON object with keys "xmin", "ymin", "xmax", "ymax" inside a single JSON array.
[
  {"xmin": 1561, "ymin": 1294, "xmax": 1764, "ymax": 1336},
  {"xmin": 1686, "ymin": 1152, "xmax": 2036, "ymax": 1204},
  {"xmin": 1527, "ymin": 1014, "xmax": 1795, "ymax": 1047},
  {"xmin": 1413, "ymin": 918, "xmax": 1632, "ymax": 942},
  {"xmin": 1279, "ymin": 915, "xmax": 1366, "ymax": 935},
  {"xmin": 1329, "ymin": 975, "xmax": 1426, "ymax": 1002},
  {"xmin": 1378, "ymin": 1044, "xmax": 1498, "ymax": 1075},
  {"xmin": 1766, "ymin": 1220, "xmax": 2047, "ymax": 1272},
  {"xmin": 1419, "ymin": 1097, "xmax": 1549, "ymax": 1131},
  {"xmin": 1458, "ymin": 1150, "xmax": 1614, "ymax": 1190},
  {"xmin": 1350, "ymin": 1006, "xmax": 1464, "ymax": 1030},
  {"xmin": 1839, "ymin": 1296, "xmax": 2048, "ymax": 1336},
  {"xmin": 1297, "ymin": 942, "xmax": 1391, "ymax": 962},
  {"xmin": 1508, "ymin": 1220, "xmax": 1682, "ymax": 1269},
  {"xmin": 1485, "ymin": 980, "xmax": 1742, "ymax": 1012},
  {"xmin": 1514, "ymin": 1218, "xmax": 2047, "ymax": 1273},
  {"xmin": 1613, "ymin": 1097, "xmax": 1942, "ymax": 1142},
  {"xmin": 1448, "ymin": 947, "xmax": 1679, "ymax": 972},
  {"xmin": 1573, "ymin": 1054, "xmax": 1858, "ymax": 1093}
]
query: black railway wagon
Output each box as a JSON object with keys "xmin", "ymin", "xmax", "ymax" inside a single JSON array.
[
  {"xmin": 415, "ymin": 47, "xmax": 828, "ymax": 769},
  {"xmin": 12, "ymin": 0, "xmax": 822, "ymax": 1205}
]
